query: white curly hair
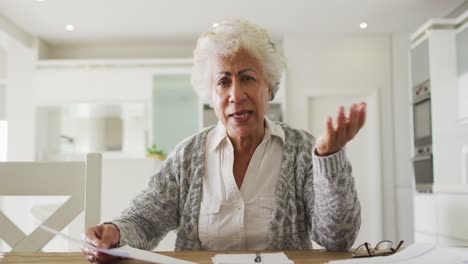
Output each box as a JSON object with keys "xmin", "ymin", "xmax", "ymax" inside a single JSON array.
[{"xmin": 191, "ymin": 18, "xmax": 286, "ymax": 102}]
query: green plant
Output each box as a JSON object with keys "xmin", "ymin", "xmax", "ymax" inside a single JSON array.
[{"xmin": 146, "ymin": 144, "xmax": 166, "ymax": 158}]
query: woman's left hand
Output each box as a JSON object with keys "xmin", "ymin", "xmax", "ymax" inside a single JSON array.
[{"xmin": 315, "ymin": 102, "xmax": 367, "ymax": 156}]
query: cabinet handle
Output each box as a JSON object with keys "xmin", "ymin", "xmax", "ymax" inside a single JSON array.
[{"xmin": 413, "ymin": 155, "xmax": 432, "ymax": 161}]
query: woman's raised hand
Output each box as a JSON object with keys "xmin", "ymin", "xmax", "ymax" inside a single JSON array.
[{"xmin": 315, "ymin": 102, "xmax": 366, "ymax": 156}]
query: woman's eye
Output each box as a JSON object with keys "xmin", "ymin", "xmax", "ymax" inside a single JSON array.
[
  {"xmin": 241, "ymin": 75, "xmax": 255, "ymax": 81},
  {"xmin": 217, "ymin": 78, "xmax": 230, "ymax": 86}
]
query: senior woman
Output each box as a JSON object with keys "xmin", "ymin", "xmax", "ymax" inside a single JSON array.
[{"xmin": 82, "ymin": 19, "xmax": 365, "ymax": 263}]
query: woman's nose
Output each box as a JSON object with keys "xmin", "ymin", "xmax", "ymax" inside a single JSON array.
[{"xmin": 229, "ymin": 78, "xmax": 247, "ymax": 103}]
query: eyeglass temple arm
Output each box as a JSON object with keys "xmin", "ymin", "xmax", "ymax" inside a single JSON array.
[
  {"xmin": 364, "ymin": 243, "xmax": 373, "ymax": 256},
  {"xmin": 392, "ymin": 240, "xmax": 405, "ymax": 252}
]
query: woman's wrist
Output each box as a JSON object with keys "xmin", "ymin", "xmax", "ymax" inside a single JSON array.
[{"xmin": 102, "ymin": 222, "xmax": 121, "ymax": 247}]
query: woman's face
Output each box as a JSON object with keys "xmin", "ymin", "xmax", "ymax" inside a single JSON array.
[{"xmin": 210, "ymin": 49, "xmax": 271, "ymax": 139}]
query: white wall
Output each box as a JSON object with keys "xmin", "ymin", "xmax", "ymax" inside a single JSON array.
[
  {"xmin": 0, "ymin": 13, "xmax": 33, "ymax": 48},
  {"xmin": 4, "ymin": 34, "xmax": 36, "ymax": 161},
  {"xmin": 391, "ymin": 34, "xmax": 415, "ymax": 244},
  {"xmin": 34, "ymin": 68, "xmax": 153, "ymax": 104},
  {"xmin": 0, "ymin": 84, "xmax": 6, "ymax": 120},
  {"xmin": 282, "ymin": 33, "xmax": 400, "ymax": 243},
  {"xmin": 0, "ymin": 44, "xmax": 6, "ymax": 80},
  {"xmin": 0, "ymin": 45, "xmax": 5, "ymax": 120},
  {"xmin": 283, "ymin": 34, "xmax": 392, "ymax": 128},
  {"xmin": 0, "ymin": 41, "xmax": 6, "ymax": 163}
]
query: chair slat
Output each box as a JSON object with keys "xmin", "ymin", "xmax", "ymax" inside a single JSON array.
[
  {"xmin": 84, "ymin": 153, "xmax": 102, "ymax": 228},
  {"xmin": 0, "ymin": 211, "xmax": 27, "ymax": 249},
  {"xmin": 0, "ymin": 153, "xmax": 102, "ymax": 252},
  {"xmin": 12, "ymin": 196, "xmax": 83, "ymax": 252},
  {"xmin": 0, "ymin": 163, "xmax": 85, "ymax": 196}
]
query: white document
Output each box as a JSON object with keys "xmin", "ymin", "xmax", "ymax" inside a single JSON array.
[
  {"xmin": 327, "ymin": 243, "xmax": 468, "ymax": 264},
  {"xmin": 212, "ymin": 252, "xmax": 294, "ymax": 264},
  {"xmin": 38, "ymin": 224, "xmax": 196, "ymax": 264}
]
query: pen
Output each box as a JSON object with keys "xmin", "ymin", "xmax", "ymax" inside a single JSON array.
[{"xmin": 255, "ymin": 251, "xmax": 262, "ymax": 262}]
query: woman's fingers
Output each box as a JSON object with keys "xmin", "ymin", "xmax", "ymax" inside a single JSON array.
[
  {"xmin": 94, "ymin": 225, "xmax": 119, "ymax": 261},
  {"xmin": 337, "ymin": 106, "xmax": 346, "ymax": 129},
  {"xmin": 317, "ymin": 102, "xmax": 366, "ymax": 156},
  {"xmin": 81, "ymin": 224, "xmax": 120, "ymax": 263},
  {"xmin": 357, "ymin": 102, "xmax": 367, "ymax": 129},
  {"xmin": 80, "ymin": 244, "xmax": 92, "ymax": 257},
  {"xmin": 82, "ymin": 229, "xmax": 101, "ymax": 263},
  {"xmin": 82, "ymin": 227, "xmax": 99, "ymax": 246},
  {"xmin": 97, "ymin": 225, "xmax": 116, "ymax": 249},
  {"xmin": 82, "ymin": 244, "xmax": 116, "ymax": 264},
  {"xmin": 85, "ymin": 254, "xmax": 94, "ymax": 262},
  {"xmin": 347, "ymin": 104, "xmax": 359, "ymax": 140},
  {"xmin": 95, "ymin": 252, "xmax": 118, "ymax": 263},
  {"xmin": 316, "ymin": 116, "xmax": 333, "ymax": 156},
  {"xmin": 326, "ymin": 116, "xmax": 334, "ymax": 140},
  {"xmin": 336, "ymin": 106, "xmax": 346, "ymax": 142},
  {"xmin": 81, "ymin": 244, "xmax": 98, "ymax": 263}
]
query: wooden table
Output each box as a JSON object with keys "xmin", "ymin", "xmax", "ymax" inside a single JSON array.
[{"xmin": 0, "ymin": 250, "xmax": 353, "ymax": 264}]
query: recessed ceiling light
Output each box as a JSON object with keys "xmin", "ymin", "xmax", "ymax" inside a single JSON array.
[
  {"xmin": 65, "ymin": 24, "xmax": 74, "ymax": 31},
  {"xmin": 360, "ymin": 22, "xmax": 368, "ymax": 29},
  {"xmin": 36, "ymin": 0, "xmax": 44, "ymax": 2}
]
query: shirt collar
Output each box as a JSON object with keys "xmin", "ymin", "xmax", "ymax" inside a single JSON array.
[
  {"xmin": 265, "ymin": 116, "xmax": 285, "ymax": 142},
  {"xmin": 208, "ymin": 121, "xmax": 228, "ymax": 153},
  {"xmin": 208, "ymin": 116, "xmax": 285, "ymax": 153}
]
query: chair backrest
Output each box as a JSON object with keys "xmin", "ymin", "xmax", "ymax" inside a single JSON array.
[{"xmin": 0, "ymin": 153, "xmax": 102, "ymax": 252}]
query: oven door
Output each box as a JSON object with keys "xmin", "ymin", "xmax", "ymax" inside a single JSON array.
[
  {"xmin": 413, "ymin": 154, "xmax": 433, "ymax": 193},
  {"xmin": 413, "ymin": 98, "xmax": 432, "ymax": 147}
]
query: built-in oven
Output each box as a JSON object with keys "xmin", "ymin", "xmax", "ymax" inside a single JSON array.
[{"xmin": 412, "ymin": 79, "xmax": 433, "ymax": 193}]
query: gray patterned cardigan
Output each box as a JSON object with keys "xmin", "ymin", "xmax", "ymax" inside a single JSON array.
[{"xmin": 112, "ymin": 122, "xmax": 360, "ymax": 251}]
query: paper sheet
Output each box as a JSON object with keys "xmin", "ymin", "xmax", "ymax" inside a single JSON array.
[
  {"xmin": 212, "ymin": 252, "xmax": 294, "ymax": 264},
  {"xmin": 327, "ymin": 243, "xmax": 468, "ymax": 264},
  {"xmin": 38, "ymin": 224, "xmax": 196, "ymax": 264}
]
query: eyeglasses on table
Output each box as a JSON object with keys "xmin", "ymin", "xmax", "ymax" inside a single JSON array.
[{"xmin": 353, "ymin": 240, "xmax": 404, "ymax": 258}]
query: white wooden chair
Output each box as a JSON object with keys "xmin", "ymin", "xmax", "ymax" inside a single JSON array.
[{"xmin": 0, "ymin": 153, "xmax": 102, "ymax": 252}]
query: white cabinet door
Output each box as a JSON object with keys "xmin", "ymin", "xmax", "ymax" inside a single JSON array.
[{"xmin": 411, "ymin": 39, "xmax": 430, "ymax": 87}]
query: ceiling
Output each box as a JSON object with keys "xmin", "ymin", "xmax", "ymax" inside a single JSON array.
[{"xmin": 0, "ymin": 0, "xmax": 465, "ymax": 46}]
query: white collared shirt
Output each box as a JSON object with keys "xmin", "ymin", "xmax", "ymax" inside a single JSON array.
[{"xmin": 199, "ymin": 117, "xmax": 285, "ymax": 250}]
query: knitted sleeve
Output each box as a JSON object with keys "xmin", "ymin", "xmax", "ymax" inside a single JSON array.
[
  {"xmin": 305, "ymin": 147, "xmax": 361, "ymax": 251},
  {"xmin": 110, "ymin": 144, "xmax": 188, "ymax": 250}
]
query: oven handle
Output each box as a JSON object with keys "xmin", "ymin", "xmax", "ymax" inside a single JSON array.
[{"xmin": 412, "ymin": 154, "xmax": 432, "ymax": 162}]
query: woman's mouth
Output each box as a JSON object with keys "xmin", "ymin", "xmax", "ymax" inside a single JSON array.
[{"xmin": 229, "ymin": 110, "xmax": 253, "ymax": 122}]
